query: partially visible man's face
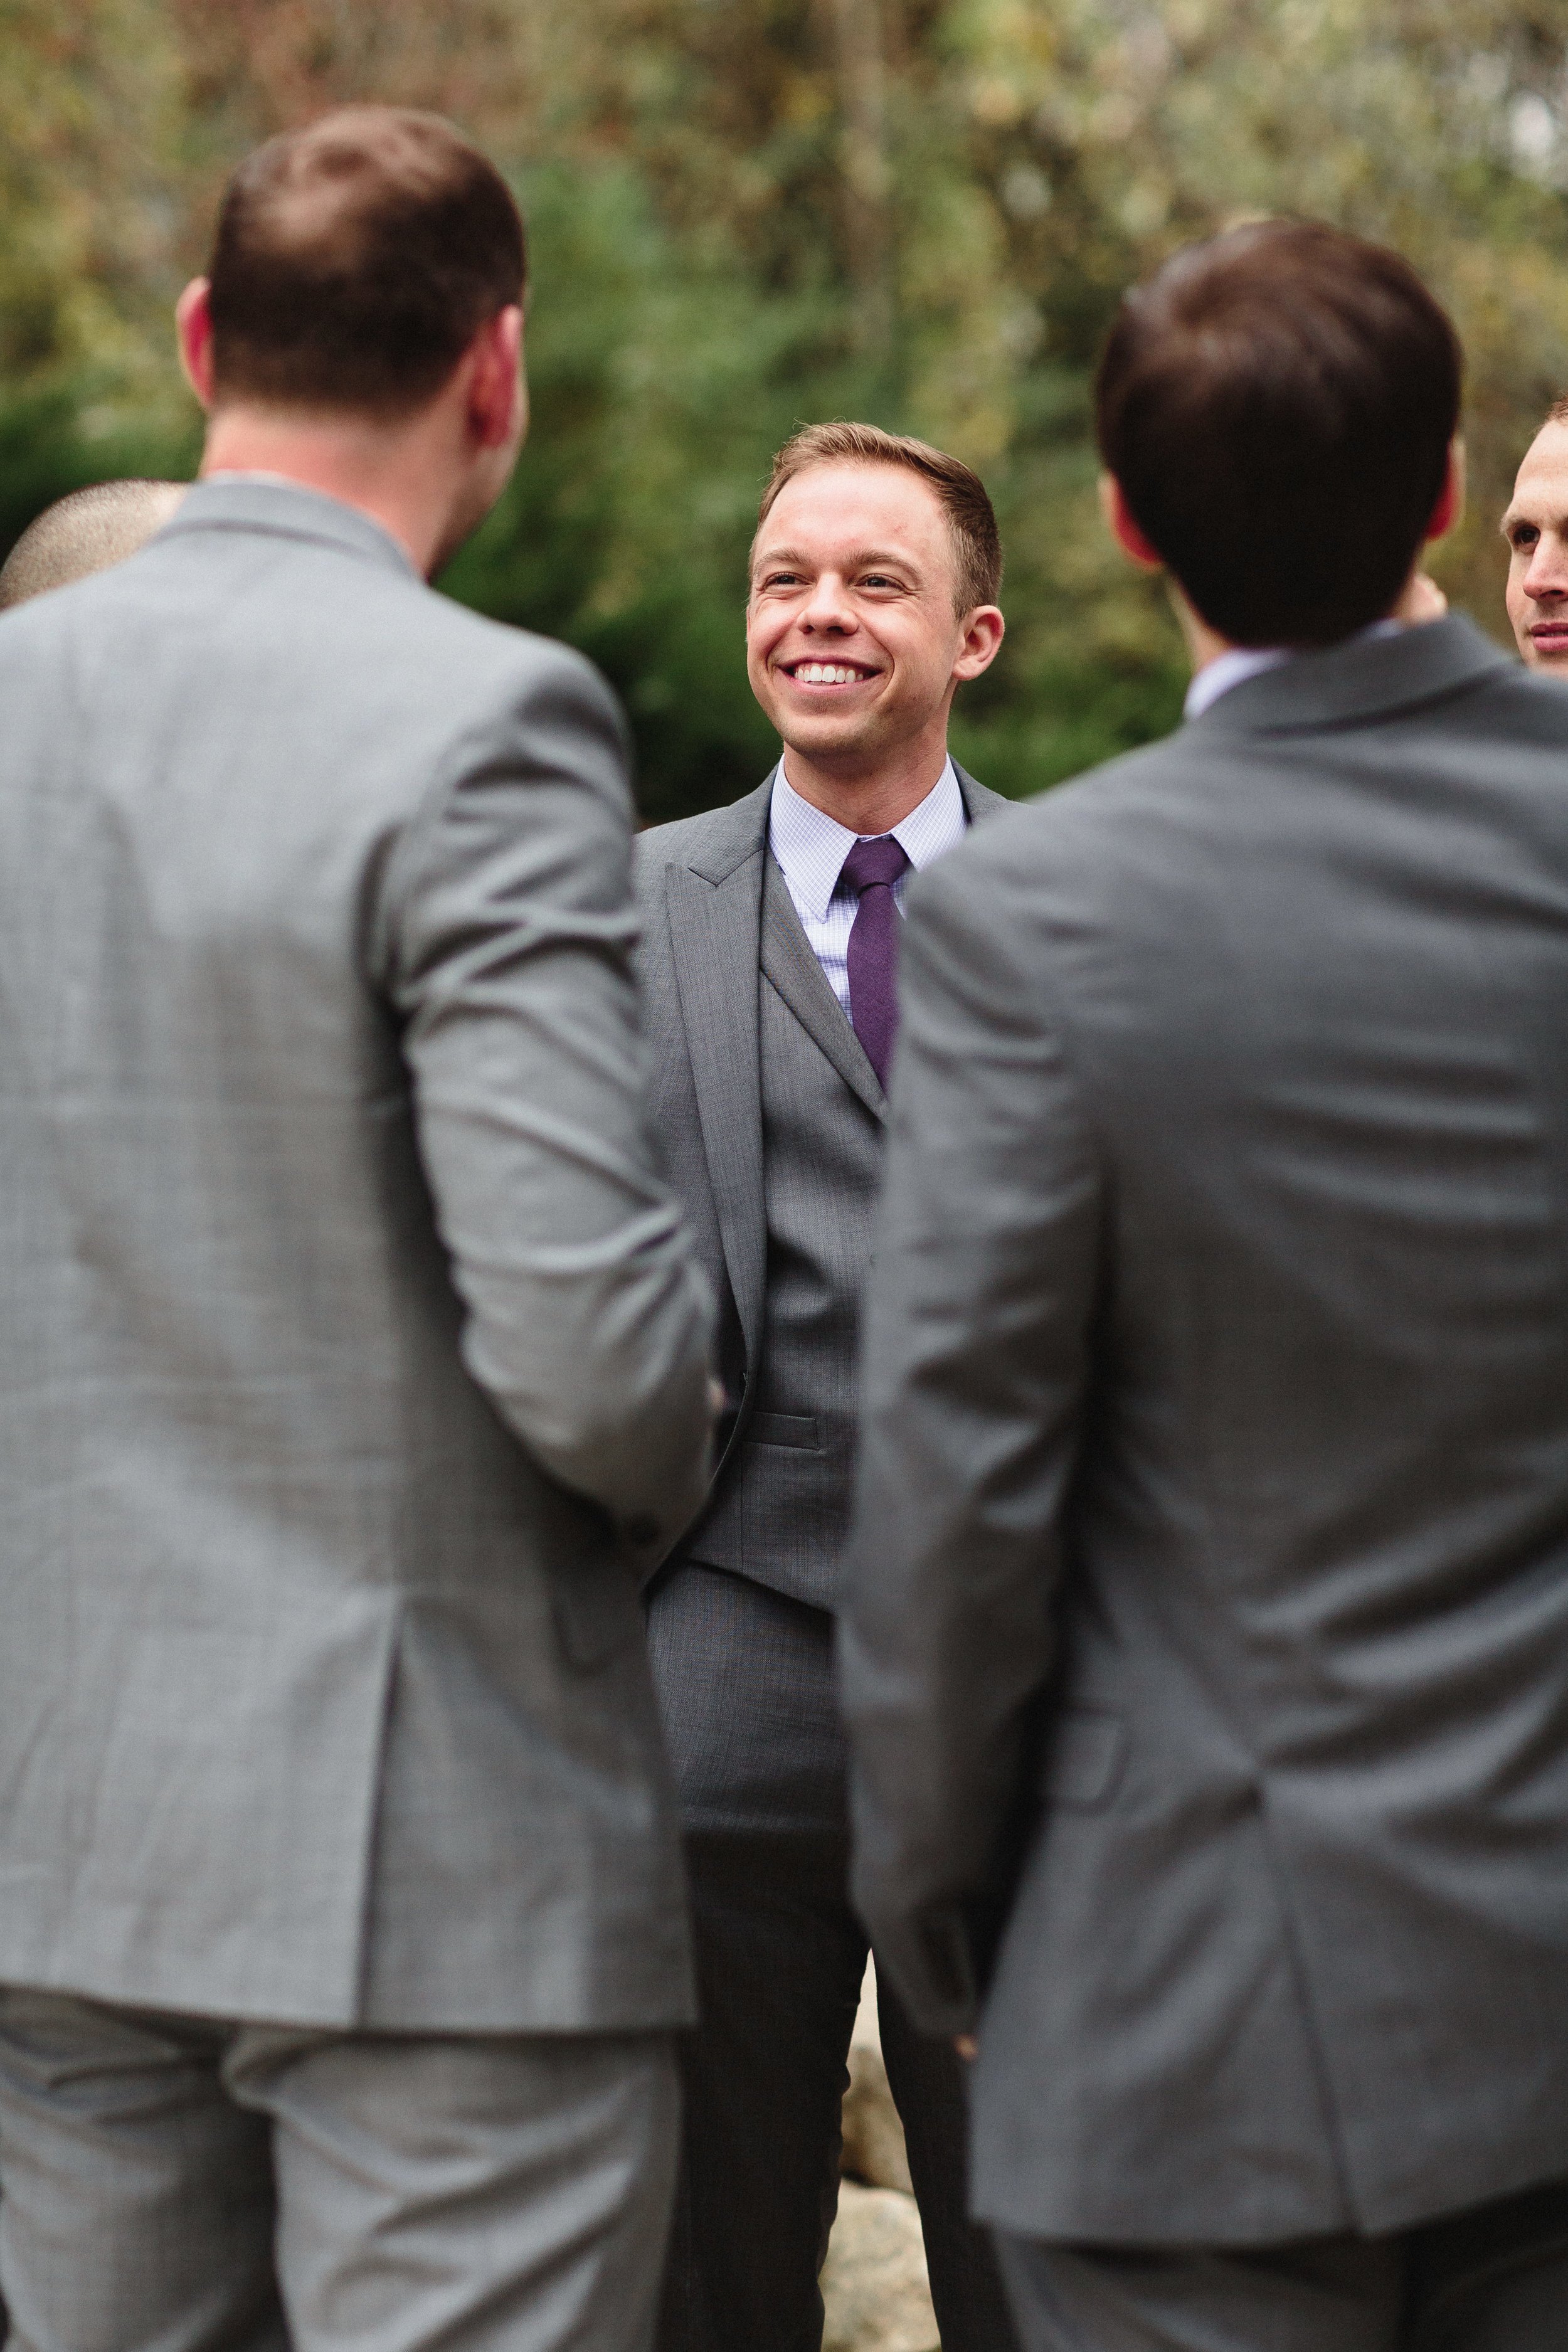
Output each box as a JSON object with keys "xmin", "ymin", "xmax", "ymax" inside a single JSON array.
[
  {"xmin": 746, "ymin": 462, "xmax": 996, "ymax": 769},
  {"xmin": 1502, "ymin": 421, "xmax": 1568, "ymax": 670}
]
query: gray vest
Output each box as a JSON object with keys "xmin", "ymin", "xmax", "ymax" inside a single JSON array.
[{"xmin": 687, "ymin": 866, "xmax": 882, "ymax": 1610}]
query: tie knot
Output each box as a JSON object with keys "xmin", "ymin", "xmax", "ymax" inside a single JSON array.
[{"xmin": 840, "ymin": 834, "xmax": 910, "ymax": 896}]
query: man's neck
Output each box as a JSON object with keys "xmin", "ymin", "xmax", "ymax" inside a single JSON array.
[
  {"xmin": 1172, "ymin": 558, "xmax": 1438, "ymax": 684},
  {"xmin": 778, "ymin": 736, "xmax": 952, "ymax": 837},
  {"xmin": 1169, "ymin": 588, "xmax": 1241, "ymax": 680},
  {"xmin": 199, "ymin": 407, "xmax": 459, "ymax": 578}
]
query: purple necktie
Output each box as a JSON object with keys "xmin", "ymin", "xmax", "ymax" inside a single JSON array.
[{"xmin": 841, "ymin": 834, "xmax": 911, "ymax": 1089}]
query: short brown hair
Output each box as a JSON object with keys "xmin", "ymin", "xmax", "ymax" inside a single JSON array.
[
  {"xmin": 208, "ymin": 106, "xmax": 526, "ymax": 417},
  {"xmin": 1095, "ymin": 220, "xmax": 1461, "ymax": 647},
  {"xmin": 754, "ymin": 423, "xmax": 1002, "ymax": 612}
]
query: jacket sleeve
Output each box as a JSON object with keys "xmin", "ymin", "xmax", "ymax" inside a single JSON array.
[
  {"xmin": 376, "ymin": 642, "xmax": 716, "ymax": 1564},
  {"xmin": 839, "ymin": 827, "xmax": 1102, "ymax": 2035}
]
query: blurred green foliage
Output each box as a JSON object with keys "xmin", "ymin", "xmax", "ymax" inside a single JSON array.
[{"xmin": 4, "ymin": 1, "xmax": 1567, "ymax": 816}]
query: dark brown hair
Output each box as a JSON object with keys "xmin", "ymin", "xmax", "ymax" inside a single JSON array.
[
  {"xmin": 1095, "ymin": 220, "xmax": 1461, "ymax": 647},
  {"xmin": 208, "ymin": 106, "xmax": 526, "ymax": 416},
  {"xmin": 754, "ymin": 422, "xmax": 1002, "ymax": 612}
]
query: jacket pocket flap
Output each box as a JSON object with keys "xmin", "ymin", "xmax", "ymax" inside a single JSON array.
[{"xmin": 746, "ymin": 1412, "xmax": 820, "ymax": 1451}]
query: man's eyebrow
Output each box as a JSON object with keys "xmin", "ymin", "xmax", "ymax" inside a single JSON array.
[
  {"xmin": 1500, "ymin": 504, "xmax": 1534, "ymax": 538},
  {"xmin": 751, "ymin": 543, "xmax": 923, "ymax": 575}
]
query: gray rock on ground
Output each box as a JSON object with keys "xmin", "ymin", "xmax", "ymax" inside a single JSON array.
[
  {"xmin": 821, "ymin": 1960, "xmax": 941, "ymax": 2352},
  {"xmin": 822, "ymin": 2182, "xmax": 941, "ymax": 2352},
  {"xmin": 840, "ymin": 1956, "xmax": 914, "ymax": 2195}
]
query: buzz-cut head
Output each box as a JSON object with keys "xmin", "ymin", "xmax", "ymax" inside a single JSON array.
[{"xmin": 0, "ymin": 480, "xmax": 189, "ymax": 612}]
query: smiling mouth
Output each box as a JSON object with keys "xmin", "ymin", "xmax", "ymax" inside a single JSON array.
[{"xmin": 782, "ymin": 661, "xmax": 880, "ymax": 686}]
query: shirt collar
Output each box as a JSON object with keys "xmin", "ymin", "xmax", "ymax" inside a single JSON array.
[
  {"xmin": 1184, "ymin": 620, "xmax": 1406, "ymax": 721},
  {"xmin": 768, "ymin": 757, "xmax": 966, "ymax": 924}
]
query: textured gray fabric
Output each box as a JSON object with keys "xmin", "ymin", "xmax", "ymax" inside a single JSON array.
[
  {"xmin": 994, "ymin": 2181, "xmax": 1568, "ymax": 2352},
  {"xmin": 645, "ymin": 1562, "xmax": 849, "ymax": 1834},
  {"xmin": 686, "ymin": 856, "xmax": 883, "ymax": 1604},
  {"xmin": 636, "ymin": 767, "xmax": 1015, "ymax": 2352},
  {"xmin": 657, "ymin": 1826, "xmax": 1014, "ymax": 2352},
  {"xmin": 0, "ymin": 477, "xmax": 714, "ymax": 2032},
  {"xmin": 842, "ymin": 616, "xmax": 1568, "ymax": 2244},
  {"xmin": 0, "ymin": 1986, "xmax": 678, "ymax": 2352},
  {"xmin": 642, "ymin": 1564, "xmax": 1016, "ymax": 2348},
  {"xmin": 634, "ymin": 767, "xmax": 1006, "ymax": 1609}
]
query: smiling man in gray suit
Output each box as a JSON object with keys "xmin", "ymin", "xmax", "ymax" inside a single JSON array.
[
  {"xmin": 843, "ymin": 221, "xmax": 1568, "ymax": 2349},
  {"xmin": 636, "ymin": 422, "xmax": 1015, "ymax": 2352},
  {"xmin": 0, "ymin": 108, "xmax": 713, "ymax": 2352}
]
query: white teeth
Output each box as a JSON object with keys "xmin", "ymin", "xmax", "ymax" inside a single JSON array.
[{"xmin": 794, "ymin": 663, "xmax": 866, "ymax": 685}]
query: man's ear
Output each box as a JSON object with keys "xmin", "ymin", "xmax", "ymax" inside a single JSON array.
[
  {"xmin": 953, "ymin": 605, "xmax": 1005, "ymax": 682},
  {"xmin": 467, "ymin": 305, "xmax": 526, "ymax": 452},
  {"xmin": 1099, "ymin": 472, "xmax": 1164, "ymax": 571},
  {"xmin": 176, "ymin": 279, "xmax": 216, "ymax": 411},
  {"xmin": 1425, "ymin": 437, "xmax": 1465, "ymax": 544}
]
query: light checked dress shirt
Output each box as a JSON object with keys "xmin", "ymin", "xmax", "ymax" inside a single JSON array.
[{"xmin": 766, "ymin": 756, "xmax": 967, "ymax": 1016}]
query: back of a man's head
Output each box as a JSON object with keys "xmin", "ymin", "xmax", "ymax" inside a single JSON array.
[
  {"xmin": 0, "ymin": 479, "xmax": 188, "ymax": 612},
  {"xmin": 1095, "ymin": 220, "xmax": 1461, "ymax": 648},
  {"xmin": 208, "ymin": 105, "xmax": 526, "ymax": 418}
]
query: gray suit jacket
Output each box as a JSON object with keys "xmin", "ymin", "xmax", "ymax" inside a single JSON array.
[
  {"xmin": 634, "ymin": 764, "xmax": 1005, "ymax": 1601},
  {"xmin": 842, "ymin": 617, "xmax": 1568, "ymax": 2243},
  {"xmin": 0, "ymin": 480, "xmax": 714, "ymax": 2032}
]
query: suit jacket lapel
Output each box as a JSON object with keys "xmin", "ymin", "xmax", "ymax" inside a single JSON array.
[
  {"xmin": 760, "ymin": 853, "xmax": 887, "ymax": 1123},
  {"xmin": 956, "ymin": 763, "xmax": 1010, "ymax": 825},
  {"xmin": 665, "ymin": 761, "xmax": 1002, "ymax": 1345},
  {"xmin": 664, "ymin": 791, "xmax": 770, "ymax": 1369},
  {"xmin": 750, "ymin": 764, "xmax": 1004, "ymax": 1128}
]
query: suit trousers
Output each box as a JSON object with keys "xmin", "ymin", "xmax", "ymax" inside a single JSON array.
[
  {"xmin": 993, "ymin": 2178, "xmax": 1568, "ymax": 2352},
  {"xmin": 646, "ymin": 1561, "xmax": 1014, "ymax": 2352},
  {"xmin": 0, "ymin": 1986, "xmax": 678, "ymax": 2352}
]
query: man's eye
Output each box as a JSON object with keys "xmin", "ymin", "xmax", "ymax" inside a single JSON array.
[
  {"xmin": 1512, "ymin": 527, "xmax": 1540, "ymax": 551},
  {"xmin": 861, "ymin": 574, "xmax": 901, "ymax": 590},
  {"xmin": 763, "ymin": 572, "xmax": 802, "ymax": 589}
]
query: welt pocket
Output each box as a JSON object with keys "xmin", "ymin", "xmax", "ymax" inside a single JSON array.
[
  {"xmin": 1038, "ymin": 1707, "xmax": 1128, "ymax": 1811},
  {"xmin": 746, "ymin": 1412, "xmax": 821, "ymax": 1452}
]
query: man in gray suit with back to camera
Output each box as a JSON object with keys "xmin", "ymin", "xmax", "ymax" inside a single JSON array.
[
  {"xmin": 0, "ymin": 107, "xmax": 714, "ymax": 2352},
  {"xmin": 636, "ymin": 421, "xmax": 1016, "ymax": 2351},
  {"xmin": 843, "ymin": 221, "xmax": 1568, "ymax": 2349}
]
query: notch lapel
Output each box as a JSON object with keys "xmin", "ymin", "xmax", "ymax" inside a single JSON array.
[
  {"xmin": 664, "ymin": 810, "xmax": 769, "ymax": 1369},
  {"xmin": 662, "ymin": 762, "xmax": 1001, "ymax": 1348},
  {"xmin": 955, "ymin": 763, "xmax": 1011, "ymax": 825},
  {"xmin": 760, "ymin": 856, "xmax": 886, "ymax": 1122}
]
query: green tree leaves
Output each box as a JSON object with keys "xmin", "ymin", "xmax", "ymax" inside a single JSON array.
[{"xmin": 3, "ymin": 1, "xmax": 1565, "ymax": 812}]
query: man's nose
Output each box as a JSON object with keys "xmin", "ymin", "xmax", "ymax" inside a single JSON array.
[
  {"xmin": 799, "ymin": 575, "xmax": 856, "ymax": 631},
  {"xmin": 1523, "ymin": 534, "xmax": 1568, "ymax": 601}
]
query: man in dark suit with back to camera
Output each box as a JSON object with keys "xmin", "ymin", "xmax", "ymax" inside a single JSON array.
[
  {"xmin": 0, "ymin": 107, "xmax": 714, "ymax": 2352},
  {"xmin": 637, "ymin": 421, "xmax": 1017, "ymax": 2351},
  {"xmin": 843, "ymin": 221, "xmax": 1568, "ymax": 2349}
]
